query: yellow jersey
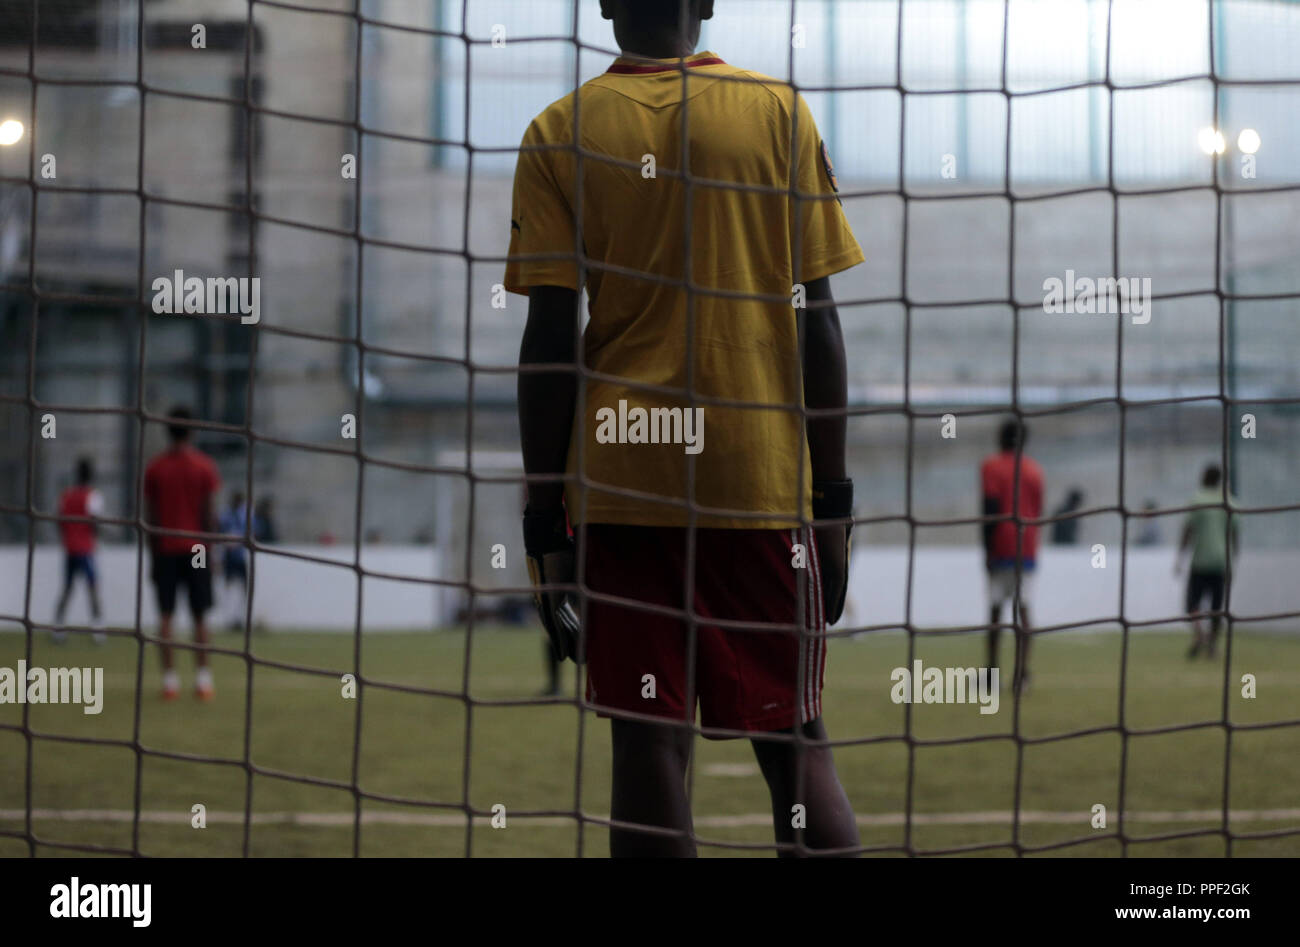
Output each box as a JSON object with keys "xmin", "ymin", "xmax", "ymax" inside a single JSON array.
[{"xmin": 505, "ymin": 50, "xmax": 863, "ymax": 528}]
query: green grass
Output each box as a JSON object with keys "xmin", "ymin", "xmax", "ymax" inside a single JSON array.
[{"xmin": 1, "ymin": 625, "xmax": 1298, "ymax": 857}]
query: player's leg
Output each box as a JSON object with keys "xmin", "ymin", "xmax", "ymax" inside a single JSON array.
[
  {"xmin": 987, "ymin": 609, "xmax": 1001, "ymax": 671},
  {"xmin": 158, "ymin": 612, "xmax": 178, "ymax": 696},
  {"xmin": 1205, "ymin": 572, "xmax": 1226, "ymax": 658},
  {"xmin": 85, "ymin": 556, "xmax": 105, "ymax": 644},
  {"xmin": 583, "ymin": 523, "xmax": 697, "ymax": 854},
  {"xmin": 236, "ymin": 567, "xmax": 248, "ymax": 629},
  {"xmin": 1185, "ymin": 572, "xmax": 1206, "ymax": 658},
  {"xmin": 52, "ymin": 553, "xmax": 76, "ymax": 641},
  {"xmin": 153, "ymin": 555, "xmax": 181, "ymax": 698},
  {"xmin": 609, "ymin": 717, "xmax": 696, "ymax": 857},
  {"xmin": 1010, "ymin": 568, "xmax": 1034, "ymax": 694},
  {"xmin": 986, "ymin": 568, "xmax": 1006, "ymax": 675},
  {"xmin": 1188, "ymin": 618, "xmax": 1205, "ymax": 658},
  {"xmin": 189, "ymin": 556, "xmax": 215, "ymax": 699},
  {"xmin": 1014, "ymin": 602, "xmax": 1033, "ymax": 695},
  {"xmin": 751, "ymin": 717, "xmax": 858, "ymax": 856},
  {"xmin": 696, "ymin": 525, "xmax": 857, "ymax": 855}
]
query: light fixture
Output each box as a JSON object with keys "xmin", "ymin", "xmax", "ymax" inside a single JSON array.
[
  {"xmin": 1197, "ymin": 126, "xmax": 1226, "ymax": 156},
  {"xmin": 0, "ymin": 119, "xmax": 24, "ymax": 146}
]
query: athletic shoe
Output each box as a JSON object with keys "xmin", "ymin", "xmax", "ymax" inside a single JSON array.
[
  {"xmin": 195, "ymin": 668, "xmax": 214, "ymax": 701},
  {"xmin": 162, "ymin": 670, "xmax": 181, "ymax": 701}
]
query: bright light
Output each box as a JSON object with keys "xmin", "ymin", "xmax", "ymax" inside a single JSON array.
[
  {"xmin": 1197, "ymin": 126, "xmax": 1226, "ymax": 156},
  {"xmin": 0, "ymin": 119, "xmax": 23, "ymax": 146},
  {"xmin": 1238, "ymin": 128, "xmax": 1261, "ymax": 154}
]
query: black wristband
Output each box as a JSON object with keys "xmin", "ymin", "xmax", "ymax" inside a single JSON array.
[
  {"xmin": 812, "ymin": 479, "xmax": 853, "ymax": 521},
  {"xmin": 523, "ymin": 505, "xmax": 570, "ymax": 555}
]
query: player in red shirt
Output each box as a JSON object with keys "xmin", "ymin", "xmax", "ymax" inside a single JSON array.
[
  {"xmin": 143, "ymin": 406, "xmax": 220, "ymax": 700},
  {"xmin": 54, "ymin": 457, "xmax": 106, "ymax": 644},
  {"xmin": 980, "ymin": 419, "xmax": 1044, "ymax": 696}
]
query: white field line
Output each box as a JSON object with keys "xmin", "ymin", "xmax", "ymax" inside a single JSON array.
[
  {"xmin": 3, "ymin": 808, "xmax": 1298, "ymax": 829},
  {"xmin": 702, "ymin": 763, "xmax": 760, "ymax": 777}
]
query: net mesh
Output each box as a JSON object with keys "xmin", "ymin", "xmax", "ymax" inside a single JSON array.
[{"xmin": 1, "ymin": 0, "xmax": 1299, "ymax": 857}]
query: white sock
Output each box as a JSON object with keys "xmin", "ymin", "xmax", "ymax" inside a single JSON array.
[
  {"xmin": 163, "ymin": 669, "xmax": 180, "ymax": 692},
  {"xmin": 196, "ymin": 667, "xmax": 213, "ymax": 690}
]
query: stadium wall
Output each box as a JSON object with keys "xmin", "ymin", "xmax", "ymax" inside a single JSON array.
[
  {"xmin": 4, "ymin": 3, "xmax": 1298, "ymax": 555},
  {"xmin": 2, "ymin": 544, "xmax": 1296, "ymax": 634}
]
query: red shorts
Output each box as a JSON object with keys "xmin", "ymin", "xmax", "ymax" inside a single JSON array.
[{"xmin": 582, "ymin": 524, "xmax": 826, "ymax": 735}]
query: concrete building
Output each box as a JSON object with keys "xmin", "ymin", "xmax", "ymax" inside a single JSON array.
[{"xmin": 0, "ymin": 0, "xmax": 1296, "ymax": 608}]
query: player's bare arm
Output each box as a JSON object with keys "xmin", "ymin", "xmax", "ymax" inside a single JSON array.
[
  {"xmin": 517, "ymin": 285, "xmax": 579, "ymax": 513},
  {"xmin": 801, "ymin": 275, "xmax": 850, "ymax": 621},
  {"xmin": 518, "ymin": 285, "xmax": 582, "ymax": 662}
]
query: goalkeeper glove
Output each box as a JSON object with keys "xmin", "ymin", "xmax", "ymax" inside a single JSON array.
[
  {"xmin": 523, "ymin": 505, "xmax": 581, "ymax": 662},
  {"xmin": 812, "ymin": 479, "xmax": 854, "ymax": 625}
]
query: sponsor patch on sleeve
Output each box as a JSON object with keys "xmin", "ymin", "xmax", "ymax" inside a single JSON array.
[{"xmin": 820, "ymin": 139, "xmax": 839, "ymax": 194}]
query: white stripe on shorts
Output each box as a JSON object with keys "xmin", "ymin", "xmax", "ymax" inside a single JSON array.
[
  {"xmin": 791, "ymin": 529, "xmax": 809, "ymax": 723},
  {"xmin": 806, "ymin": 524, "xmax": 825, "ymax": 720}
]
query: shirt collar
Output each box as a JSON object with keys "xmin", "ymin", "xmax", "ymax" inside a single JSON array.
[{"xmin": 606, "ymin": 50, "xmax": 725, "ymax": 75}]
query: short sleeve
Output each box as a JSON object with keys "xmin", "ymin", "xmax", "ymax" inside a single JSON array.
[
  {"xmin": 791, "ymin": 94, "xmax": 864, "ymax": 283},
  {"xmin": 503, "ymin": 118, "xmax": 580, "ymax": 296}
]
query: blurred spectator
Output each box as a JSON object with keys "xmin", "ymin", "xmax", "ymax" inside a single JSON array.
[
  {"xmin": 54, "ymin": 456, "xmax": 106, "ymax": 644},
  {"xmin": 1136, "ymin": 500, "xmax": 1160, "ymax": 546},
  {"xmin": 1050, "ymin": 488, "xmax": 1085, "ymax": 545},
  {"xmin": 219, "ymin": 490, "xmax": 252, "ymax": 631},
  {"xmin": 254, "ymin": 496, "xmax": 278, "ymax": 542}
]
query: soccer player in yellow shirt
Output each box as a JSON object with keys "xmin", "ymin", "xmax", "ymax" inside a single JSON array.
[{"xmin": 510, "ymin": 0, "xmax": 863, "ymax": 856}]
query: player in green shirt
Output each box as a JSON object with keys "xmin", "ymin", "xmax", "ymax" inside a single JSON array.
[{"xmin": 1175, "ymin": 464, "xmax": 1238, "ymax": 659}]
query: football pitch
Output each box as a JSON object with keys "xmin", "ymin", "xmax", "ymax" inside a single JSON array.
[{"xmin": 2, "ymin": 626, "xmax": 1297, "ymax": 858}]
